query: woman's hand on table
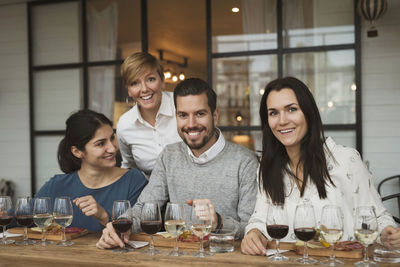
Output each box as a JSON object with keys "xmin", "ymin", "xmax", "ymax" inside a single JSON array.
[
  {"xmin": 381, "ymin": 225, "xmax": 400, "ymax": 249},
  {"xmin": 74, "ymin": 195, "xmax": 109, "ymax": 225},
  {"xmin": 96, "ymin": 222, "xmax": 130, "ymax": 249},
  {"xmin": 241, "ymin": 228, "xmax": 268, "ymax": 256}
]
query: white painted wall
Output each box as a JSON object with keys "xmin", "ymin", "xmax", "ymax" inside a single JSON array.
[
  {"xmin": 362, "ymin": 0, "xmax": 400, "ymax": 219},
  {"xmin": 0, "ymin": 3, "xmax": 30, "ymax": 200}
]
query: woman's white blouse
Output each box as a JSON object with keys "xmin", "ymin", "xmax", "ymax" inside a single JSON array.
[
  {"xmin": 245, "ymin": 137, "xmax": 396, "ymax": 242},
  {"xmin": 116, "ymin": 91, "xmax": 181, "ymax": 175}
]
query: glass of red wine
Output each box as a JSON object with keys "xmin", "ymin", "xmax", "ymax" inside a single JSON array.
[
  {"xmin": 15, "ymin": 196, "xmax": 35, "ymax": 245},
  {"xmin": 112, "ymin": 200, "xmax": 133, "ymax": 253},
  {"xmin": 0, "ymin": 196, "xmax": 15, "ymax": 245},
  {"xmin": 293, "ymin": 203, "xmax": 318, "ymax": 264},
  {"xmin": 266, "ymin": 204, "xmax": 289, "ymax": 261},
  {"xmin": 140, "ymin": 202, "xmax": 162, "ymax": 255}
]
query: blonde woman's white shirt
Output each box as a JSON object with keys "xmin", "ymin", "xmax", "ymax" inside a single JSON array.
[
  {"xmin": 245, "ymin": 137, "xmax": 396, "ymax": 243},
  {"xmin": 117, "ymin": 91, "xmax": 181, "ymax": 175}
]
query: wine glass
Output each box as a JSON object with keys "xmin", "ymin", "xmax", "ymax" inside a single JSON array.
[
  {"xmin": 53, "ymin": 197, "xmax": 74, "ymax": 246},
  {"xmin": 320, "ymin": 205, "xmax": 344, "ymax": 266},
  {"xmin": 15, "ymin": 196, "xmax": 35, "ymax": 245},
  {"xmin": 0, "ymin": 196, "xmax": 15, "ymax": 245},
  {"xmin": 354, "ymin": 206, "xmax": 379, "ymax": 267},
  {"xmin": 140, "ymin": 202, "xmax": 162, "ymax": 255},
  {"xmin": 112, "ymin": 200, "xmax": 133, "ymax": 253},
  {"xmin": 266, "ymin": 204, "xmax": 289, "ymax": 261},
  {"xmin": 293, "ymin": 203, "xmax": 318, "ymax": 264},
  {"xmin": 164, "ymin": 202, "xmax": 186, "ymax": 256},
  {"xmin": 33, "ymin": 197, "xmax": 53, "ymax": 246},
  {"xmin": 190, "ymin": 203, "xmax": 212, "ymax": 257}
]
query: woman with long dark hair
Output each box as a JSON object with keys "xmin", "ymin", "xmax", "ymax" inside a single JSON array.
[
  {"xmin": 35, "ymin": 109, "xmax": 148, "ymax": 231},
  {"xmin": 241, "ymin": 77, "xmax": 399, "ymax": 255}
]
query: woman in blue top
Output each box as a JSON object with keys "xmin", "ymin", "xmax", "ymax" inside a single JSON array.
[{"xmin": 35, "ymin": 109, "xmax": 148, "ymax": 231}]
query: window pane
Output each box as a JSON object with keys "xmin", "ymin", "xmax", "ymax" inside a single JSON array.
[
  {"xmin": 324, "ymin": 130, "xmax": 356, "ymax": 149},
  {"xmin": 148, "ymin": 0, "xmax": 206, "ymax": 91},
  {"xmin": 282, "ymin": 0, "xmax": 354, "ymax": 48},
  {"xmin": 88, "ymin": 65, "xmax": 127, "ymax": 127},
  {"xmin": 32, "ymin": 2, "xmax": 81, "ymax": 65},
  {"xmin": 283, "ymin": 50, "xmax": 355, "ymax": 124},
  {"xmin": 86, "ymin": 0, "xmax": 141, "ymax": 61},
  {"xmin": 35, "ymin": 136, "xmax": 63, "ymax": 193},
  {"xmin": 213, "ymin": 55, "xmax": 277, "ymax": 127},
  {"xmin": 222, "ymin": 130, "xmax": 262, "ymax": 156},
  {"xmin": 212, "ymin": 0, "xmax": 277, "ymax": 53},
  {"xmin": 34, "ymin": 69, "xmax": 82, "ymax": 130}
]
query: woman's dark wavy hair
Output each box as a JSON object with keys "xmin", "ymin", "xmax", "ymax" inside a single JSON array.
[
  {"xmin": 58, "ymin": 109, "xmax": 113, "ymax": 173},
  {"xmin": 259, "ymin": 77, "xmax": 334, "ymax": 205}
]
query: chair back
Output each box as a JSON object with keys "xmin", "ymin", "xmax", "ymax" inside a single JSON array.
[{"xmin": 378, "ymin": 175, "xmax": 400, "ymax": 224}]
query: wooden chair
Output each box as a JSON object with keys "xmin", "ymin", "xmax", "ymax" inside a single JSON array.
[{"xmin": 378, "ymin": 175, "xmax": 400, "ymax": 224}]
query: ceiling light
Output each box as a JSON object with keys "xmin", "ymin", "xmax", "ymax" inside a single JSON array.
[
  {"xmin": 164, "ymin": 70, "xmax": 172, "ymax": 79},
  {"xmin": 179, "ymin": 72, "xmax": 185, "ymax": 81},
  {"xmin": 259, "ymin": 89, "xmax": 265, "ymax": 95},
  {"xmin": 172, "ymin": 75, "xmax": 178, "ymax": 82},
  {"xmin": 327, "ymin": 101, "xmax": 334, "ymax": 108},
  {"xmin": 351, "ymin": 83, "xmax": 357, "ymax": 91},
  {"xmin": 232, "ymin": 7, "xmax": 239, "ymax": 13}
]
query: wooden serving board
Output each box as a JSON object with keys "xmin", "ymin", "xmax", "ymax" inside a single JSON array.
[
  {"xmin": 131, "ymin": 232, "xmax": 209, "ymax": 249},
  {"xmin": 267, "ymin": 241, "xmax": 296, "ymax": 251},
  {"xmin": 9, "ymin": 227, "xmax": 88, "ymax": 241},
  {"xmin": 296, "ymin": 241, "xmax": 363, "ymax": 259}
]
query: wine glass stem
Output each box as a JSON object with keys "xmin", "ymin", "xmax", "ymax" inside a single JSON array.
[
  {"xmin": 330, "ymin": 244, "xmax": 335, "ymax": 262},
  {"xmin": 41, "ymin": 229, "xmax": 46, "ymax": 244},
  {"xmin": 199, "ymin": 237, "xmax": 204, "ymax": 253},
  {"xmin": 24, "ymin": 227, "xmax": 28, "ymax": 241},
  {"xmin": 62, "ymin": 227, "xmax": 66, "ymax": 243},
  {"xmin": 174, "ymin": 237, "xmax": 179, "ymax": 253},
  {"xmin": 363, "ymin": 245, "xmax": 368, "ymax": 262},
  {"xmin": 2, "ymin": 226, "xmax": 6, "ymax": 242},
  {"xmin": 120, "ymin": 233, "xmax": 125, "ymax": 249},
  {"xmin": 276, "ymin": 239, "xmax": 281, "ymax": 256},
  {"xmin": 149, "ymin": 234, "xmax": 154, "ymax": 251},
  {"xmin": 304, "ymin": 241, "xmax": 309, "ymax": 260}
]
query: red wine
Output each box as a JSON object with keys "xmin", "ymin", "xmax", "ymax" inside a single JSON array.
[
  {"xmin": 141, "ymin": 221, "xmax": 162, "ymax": 235},
  {"xmin": 294, "ymin": 227, "xmax": 316, "ymax": 242},
  {"xmin": 16, "ymin": 216, "xmax": 34, "ymax": 227},
  {"xmin": 0, "ymin": 216, "xmax": 13, "ymax": 226},
  {"xmin": 267, "ymin": 224, "xmax": 289, "ymax": 239},
  {"xmin": 112, "ymin": 219, "xmax": 132, "ymax": 234}
]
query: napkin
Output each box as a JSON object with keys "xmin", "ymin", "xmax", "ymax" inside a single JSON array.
[
  {"xmin": 127, "ymin": 240, "xmax": 148, "ymax": 248},
  {"xmin": 0, "ymin": 232, "xmax": 23, "ymax": 238},
  {"xmin": 266, "ymin": 249, "xmax": 289, "ymax": 256}
]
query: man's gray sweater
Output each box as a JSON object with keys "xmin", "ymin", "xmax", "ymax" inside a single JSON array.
[{"xmin": 131, "ymin": 141, "xmax": 259, "ymax": 239}]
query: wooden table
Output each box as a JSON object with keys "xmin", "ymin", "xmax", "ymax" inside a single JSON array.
[{"xmin": 0, "ymin": 233, "xmax": 397, "ymax": 267}]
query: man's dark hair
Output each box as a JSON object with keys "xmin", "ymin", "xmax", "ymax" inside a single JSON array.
[{"xmin": 173, "ymin": 78, "xmax": 217, "ymax": 113}]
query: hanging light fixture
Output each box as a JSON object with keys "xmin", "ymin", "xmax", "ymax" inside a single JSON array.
[
  {"xmin": 178, "ymin": 72, "xmax": 185, "ymax": 81},
  {"xmin": 164, "ymin": 69, "xmax": 172, "ymax": 79},
  {"xmin": 357, "ymin": 0, "xmax": 388, "ymax": 37},
  {"xmin": 172, "ymin": 74, "xmax": 178, "ymax": 82}
]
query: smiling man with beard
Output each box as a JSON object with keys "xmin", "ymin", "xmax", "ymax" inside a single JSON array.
[{"xmin": 96, "ymin": 78, "xmax": 259, "ymax": 249}]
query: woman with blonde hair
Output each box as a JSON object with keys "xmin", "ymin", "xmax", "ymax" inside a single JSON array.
[{"xmin": 117, "ymin": 52, "xmax": 181, "ymax": 177}]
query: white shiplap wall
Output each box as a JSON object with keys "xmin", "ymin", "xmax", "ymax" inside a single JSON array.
[
  {"xmin": 362, "ymin": 0, "xmax": 400, "ymax": 219},
  {"xmin": 0, "ymin": 3, "xmax": 30, "ymax": 199}
]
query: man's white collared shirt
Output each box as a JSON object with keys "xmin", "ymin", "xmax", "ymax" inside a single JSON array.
[{"xmin": 187, "ymin": 128, "xmax": 225, "ymax": 164}]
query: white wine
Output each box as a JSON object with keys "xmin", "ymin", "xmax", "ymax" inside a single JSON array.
[
  {"xmin": 191, "ymin": 224, "xmax": 212, "ymax": 238},
  {"xmin": 54, "ymin": 215, "xmax": 73, "ymax": 228},
  {"xmin": 355, "ymin": 229, "xmax": 378, "ymax": 246},
  {"xmin": 33, "ymin": 213, "xmax": 53, "ymax": 229},
  {"xmin": 165, "ymin": 219, "xmax": 186, "ymax": 237},
  {"xmin": 321, "ymin": 228, "xmax": 343, "ymax": 244}
]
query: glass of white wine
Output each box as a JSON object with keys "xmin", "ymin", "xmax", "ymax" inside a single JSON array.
[
  {"xmin": 354, "ymin": 206, "xmax": 379, "ymax": 267},
  {"xmin": 320, "ymin": 204, "xmax": 344, "ymax": 266},
  {"xmin": 190, "ymin": 203, "xmax": 212, "ymax": 257},
  {"xmin": 33, "ymin": 197, "xmax": 53, "ymax": 246},
  {"xmin": 164, "ymin": 202, "xmax": 186, "ymax": 256},
  {"xmin": 15, "ymin": 196, "xmax": 35, "ymax": 245},
  {"xmin": 53, "ymin": 197, "xmax": 74, "ymax": 246}
]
